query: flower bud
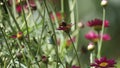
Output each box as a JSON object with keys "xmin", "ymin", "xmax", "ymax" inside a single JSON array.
[
  {"xmin": 87, "ymin": 43, "xmax": 95, "ymax": 51},
  {"xmin": 16, "ymin": 52, "xmax": 23, "ymax": 59},
  {"xmin": 41, "ymin": 56, "xmax": 48, "ymax": 64},
  {"xmin": 101, "ymin": 0, "xmax": 108, "ymax": 7},
  {"xmin": 78, "ymin": 22, "xmax": 84, "ymax": 28}
]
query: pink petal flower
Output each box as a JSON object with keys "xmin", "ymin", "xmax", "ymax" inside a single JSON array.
[
  {"xmin": 16, "ymin": 5, "xmax": 22, "ymax": 13},
  {"xmin": 102, "ymin": 34, "xmax": 111, "ymax": 41},
  {"xmin": 85, "ymin": 31, "xmax": 111, "ymax": 42},
  {"xmin": 85, "ymin": 31, "xmax": 99, "ymax": 41},
  {"xmin": 87, "ymin": 19, "xmax": 109, "ymax": 27},
  {"xmin": 104, "ymin": 20, "xmax": 109, "ymax": 27},
  {"xmin": 91, "ymin": 57, "xmax": 116, "ymax": 68}
]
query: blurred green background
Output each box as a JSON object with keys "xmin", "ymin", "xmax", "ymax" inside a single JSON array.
[
  {"xmin": 75, "ymin": 0, "xmax": 120, "ymax": 67},
  {"xmin": 76, "ymin": 0, "xmax": 120, "ymax": 59},
  {"xmin": 54, "ymin": 0, "xmax": 120, "ymax": 67},
  {"xmin": 0, "ymin": 0, "xmax": 120, "ymax": 67}
]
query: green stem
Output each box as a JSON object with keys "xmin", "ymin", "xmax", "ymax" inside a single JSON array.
[
  {"xmin": 4, "ymin": 0, "xmax": 21, "ymax": 31},
  {"xmin": 75, "ymin": 0, "xmax": 78, "ymax": 29},
  {"xmin": 97, "ymin": 8, "xmax": 106, "ymax": 58},
  {"xmin": 46, "ymin": 63, "xmax": 48, "ymax": 68},
  {"xmin": 20, "ymin": 0, "xmax": 30, "ymax": 42},
  {"xmin": 90, "ymin": 53, "xmax": 93, "ymax": 64},
  {"xmin": 36, "ymin": 8, "xmax": 46, "ymax": 56},
  {"xmin": 16, "ymin": 40, "xmax": 28, "ymax": 67},
  {"xmin": 90, "ymin": 50, "xmax": 96, "ymax": 68},
  {"xmin": 19, "ymin": 60, "xmax": 21, "ymax": 68},
  {"xmin": 7, "ymin": 19, "xmax": 16, "ymax": 32},
  {"xmin": 3, "ymin": 57, "xmax": 6, "ymax": 68},
  {"xmin": 0, "ymin": 28, "xmax": 16, "ymax": 67},
  {"xmin": 23, "ymin": 40, "xmax": 41, "ymax": 68},
  {"xmin": 44, "ymin": 1, "xmax": 59, "ymax": 68},
  {"xmin": 68, "ymin": 33, "xmax": 81, "ymax": 67},
  {"xmin": 61, "ymin": 0, "xmax": 64, "ymax": 13},
  {"xmin": 26, "ymin": 0, "xmax": 38, "ymax": 29}
]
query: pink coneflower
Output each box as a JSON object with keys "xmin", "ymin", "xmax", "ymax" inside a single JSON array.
[
  {"xmin": 87, "ymin": 19, "xmax": 109, "ymax": 31},
  {"xmin": 91, "ymin": 57, "xmax": 116, "ymax": 68},
  {"xmin": 85, "ymin": 31, "xmax": 111, "ymax": 42},
  {"xmin": 57, "ymin": 21, "xmax": 72, "ymax": 33},
  {"xmin": 102, "ymin": 34, "xmax": 111, "ymax": 41},
  {"xmin": 85, "ymin": 31, "xmax": 99, "ymax": 42}
]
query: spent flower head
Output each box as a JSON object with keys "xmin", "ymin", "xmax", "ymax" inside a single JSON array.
[
  {"xmin": 41, "ymin": 55, "xmax": 48, "ymax": 64},
  {"xmin": 91, "ymin": 57, "xmax": 116, "ymax": 68},
  {"xmin": 57, "ymin": 21, "xmax": 72, "ymax": 33},
  {"xmin": 11, "ymin": 32, "xmax": 23, "ymax": 39}
]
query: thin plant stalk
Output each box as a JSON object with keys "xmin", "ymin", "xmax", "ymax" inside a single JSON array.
[
  {"xmin": 68, "ymin": 33, "xmax": 81, "ymax": 67},
  {"xmin": 20, "ymin": 0, "xmax": 30, "ymax": 42},
  {"xmin": 0, "ymin": 28, "xmax": 16, "ymax": 67},
  {"xmin": 44, "ymin": 0, "xmax": 66, "ymax": 67},
  {"xmin": 19, "ymin": 0, "xmax": 41, "ymax": 67},
  {"xmin": 75, "ymin": 0, "xmax": 78, "ymax": 29},
  {"xmin": 43, "ymin": 0, "xmax": 59, "ymax": 68},
  {"xmin": 26, "ymin": 0, "xmax": 38, "ymax": 29},
  {"xmin": 36, "ymin": 8, "xmax": 46, "ymax": 56},
  {"xmin": 16, "ymin": 40, "xmax": 29, "ymax": 67},
  {"xmin": 90, "ymin": 53, "xmax": 93, "ymax": 64},
  {"xmin": 90, "ymin": 53, "xmax": 94, "ymax": 68},
  {"xmin": 23, "ymin": 40, "xmax": 41, "ymax": 68},
  {"xmin": 19, "ymin": 60, "xmax": 21, "ymax": 68},
  {"xmin": 97, "ymin": 7, "xmax": 106, "ymax": 58},
  {"xmin": 46, "ymin": 63, "xmax": 48, "ymax": 68},
  {"xmin": 61, "ymin": 0, "xmax": 64, "ymax": 13},
  {"xmin": 3, "ymin": 57, "xmax": 7, "ymax": 68},
  {"xmin": 4, "ymin": 0, "xmax": 21, "ymax": 31}
]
